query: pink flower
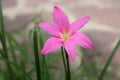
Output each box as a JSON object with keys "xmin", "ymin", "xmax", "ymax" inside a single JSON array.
[{"xmin": 38, "ymin": 6, "xmax": 93, "ymax": 61}]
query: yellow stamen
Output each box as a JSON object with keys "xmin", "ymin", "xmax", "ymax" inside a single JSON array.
[{"xmin": 59, "ymin": 28, "xmax": 71, "ymax": 41}]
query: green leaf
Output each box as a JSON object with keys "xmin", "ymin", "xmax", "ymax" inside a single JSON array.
[
  {"xmin": 33, "ymin": 23, "xmax": 41, "ymax": 80},
  {"xmin": 82, "ymin": 59, "xmax": 94, "ymax": 80},
  {"xmin": 8, "ymin": 35, "xmax": 17, "ymax": 64},
  {"xmin": 0, "ymin": 57, "xmax": 32, "ymax": 80},
  {"xmin": 98, "ymin": 39, "xmax": 120, "ymax": 80},
  {"xmin": 38, "ymin": 23, "xmax": 51, "ymax": 80},
  {"xmin": 0, "ymin": 1, "xmax": 15, "ymax": 80}
]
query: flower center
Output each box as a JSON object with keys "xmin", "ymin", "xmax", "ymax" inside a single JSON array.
[
  {"xmin": 62, "ymin": 33, "xmax": 70, "ymax": 40},
  {"xmin": 59, "ymin": 28, "xmax": 71, "ymax": 41}
]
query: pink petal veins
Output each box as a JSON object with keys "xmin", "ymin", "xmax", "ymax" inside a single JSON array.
[
  {"xmin": 70, "ymin": 16, "xmax": 90, "ymax": 33},
  {"xmin": 71, "ymin": 32, "xmax": 93, "ymax": 49},
  {"xmin": 53, "ymin": 6, "xmax": 70, "ymax": 29},
  {"xmin": 41, "ymin": 37, "xmax": 62, "ymax": 54},
  {"xmin": 39, "ymin": 23, "xmax": 60, "ymax": 36},
  {"xmin": 64, "ymin": 40, "xmax": 76, "ymax": 61}
]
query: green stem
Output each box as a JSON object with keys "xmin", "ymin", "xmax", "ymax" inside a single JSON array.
[
  {"xmin": 61, "ymin": 47, "xmax": 67, "ymax": 80},
  {"xmin": 98, "ymin": 39, "xmax": 120, "ymax": 80},
  {"xmin": 33, "ymin": 24, "xmax": 41, "ymax": 80},
  {"xmin": 64, "ymin": 49, "xmax": 71, "ymax": 80}
]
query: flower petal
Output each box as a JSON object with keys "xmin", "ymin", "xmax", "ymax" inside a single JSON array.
[
  {"xmin": 64, "ymin": 40, "xmax": 75, "ymax": 61},
  {"xmin": 71, "ymin": 32, "xmax": 93, "ymax": 49},
  {"xmin": 41, "ymin": 37, "xmax": 62, "ymax": 54},
  {"xmin": 70, "ymin": 16, "xmax": 90, "ymax": 32},
  {"xmin": 53, "ymin": 6, "xmax": 70, "ymax": 29},
  {"xmin": 39, "ymin": 23, "xmax": 60, "ymax": 36}
]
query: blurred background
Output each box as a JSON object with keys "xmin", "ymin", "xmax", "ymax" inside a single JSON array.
[{"xmin": 1, "ymin": 0, "xmax": 120, "ymax": 79}]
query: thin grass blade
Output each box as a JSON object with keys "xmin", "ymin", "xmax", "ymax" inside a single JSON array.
[
  {"xmin": 98, "ymin": 39, "xmax": 120, "ymax": 80},
  {"xmin": 33, "ymin": 23, "xmax": 41, "ymax": 80},
  {"xmin": 38, "ymin": 24, "xmax": 51, "ymax": 80}
]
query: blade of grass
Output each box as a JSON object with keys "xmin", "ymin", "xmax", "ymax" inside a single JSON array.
[
  {"xmin": 0, "ymin": 1, "xmax": 15, "ymax": 80},
  {"xmin": 33, "ymin": 23, "xmax": 41, "ymax": 80},
  {"xmin": 6, "ymin": 32, "xmax": 33, "ymax": 80},
  {"xmin": 0, "ymin": 0, "xmax": 7, "ymax": 58},
  {"xmin": 0, "ymin": 31, "xmax": 3, "ymax": 47},
  {"xmin": 42, "ymin": 55, "xmax": 51, "ymax": 80},
  {"xmin": 0, "ymin": 57, "xmax": 32, "ymax": 80},
  {"xmin": 98, "ymin": 39, "xmax": 120, "ymax": 80},
  {"xmin": 0, "ymin": 49, "xmax": 4, "ymax": 57},
  {"xmin": 82, "ymin": 59, "xmax": 94, "ymax": 80},
  {"xmin": 6, "ymin": 32, "xmax": 32, "ymax": 65},
  {"xmin": 8, "ymin": 35, "xmax": 17, "ymax": 64},
  {"xmin": 28, "ymin": 29, "xmax": 33, "ymax": 48},
  {"xmin": 38, "ymin": 24, "xmax": 51, "ymax": 80},
  {"xmin": 0, "ymin": 69, "xmax": 4, "ymax": 80},
  {"xmin": 0, "ymin": 33, "xmax": 4, "ymax": 57},
  {"xmin": 7, "ymin": 35, "xmax": 27, "ymax": 80},
  {"xmin": 0, "ymin": 0, "xmax": 4, "ymax": 35}
]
